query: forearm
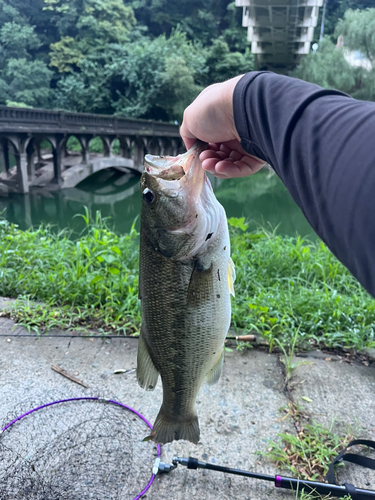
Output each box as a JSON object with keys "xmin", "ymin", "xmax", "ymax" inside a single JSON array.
[{"xmin": 233, "ymin": 71, "xmax": 375, "ymax": 297}]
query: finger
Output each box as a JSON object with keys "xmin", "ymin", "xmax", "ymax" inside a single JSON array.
[
  {"xmin": 219, "ymin": 140, "xmax": 247, "ymax": 154},
  {"xmin": 229, "ymin": 150, "xmax": 243, "ymax": 161},
  {"xmin": 201, "ymin": 158, "xmax": 234, "ymax": 174},
  {"xmin": 215, "ymin": 159, "xmax": 265, "ymax": 177},
  {"xmin": 202, "ymin": 157, "xmax": 265, "ymax": 178},
  {"xmin": 207, "ymin": 143, "xmax": 221, "ymax": 151},
  {"xmin": 200, "ymin": 160, "xmax": 231, "ymax": 179},
  {"xmin": 200, "ymin": 150, "xmax": 228, "ymax": 161}
]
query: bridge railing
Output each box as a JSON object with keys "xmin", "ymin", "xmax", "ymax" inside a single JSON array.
[{"xmin": 0, "ymin": 106, "xmax": 180, "ymax": 137}]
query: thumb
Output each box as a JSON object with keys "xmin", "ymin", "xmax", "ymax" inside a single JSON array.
[{"xmin": 180, "ymin": 122, "xmax": 197, "ymax": 151}]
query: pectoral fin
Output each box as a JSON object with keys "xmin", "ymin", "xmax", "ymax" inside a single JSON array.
[
  {"xmin": 206, "ymin": 349, "xmax": 224, "ymax": 386},
  {"xmin": 227, "ymin": 258, "xmax": 236, "ymax": 297},
  {"xmin": 136, "ymin": 333, "xmax": 159, "ymax": 391}
]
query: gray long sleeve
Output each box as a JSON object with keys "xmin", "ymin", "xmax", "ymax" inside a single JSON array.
[{"xmin": 233, "ymin": 71, "xmax": 375, "ymax": 297}]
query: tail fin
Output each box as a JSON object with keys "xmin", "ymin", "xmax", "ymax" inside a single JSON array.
[{"xmin": 150, "ymin": 410, "xmax": 200, "ymax": 445}]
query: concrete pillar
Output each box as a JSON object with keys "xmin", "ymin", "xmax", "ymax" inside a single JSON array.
[
  {"xmin": 17, "ymin": 153, "xmax": 29, "ymax": 194},
  {"xmin": 132, "ymin": 139, "xmax": 145, "ymax": 171},
  {"xmin": 159, "ymin": 138, "xmax": 167, "ymax": 156},
  {"xmin": 27, "ymin": 141, "xmax": 36, "ymax": 183},
  {"xmin": 52, "ymin": 142, "xmax": 63, "ymax": 184},
  {"xmin": 110, "ymin": 138, "xmax": 119, "ymax": 156},
  {"xmin": 102, "ymin": 136, "xmax": 111, "ymax": 157},
  {"xmin": 35, "ymin": 138, "xmax": 43, "ymax": 165},
  {"xmin": 80, "ymin": 136, "xmax": 91, "ymax": 164},
  {"xmin": 1, "ymin": 139, "xmax": 10, "ymax": 176},
  {"xmin": 171, "ymin": 139, "xmax": 178, "ymax": 156},
  {"xmin": 147, "ymin": 138, "xmax": 159, "ymax": 155},
  {"xmin": 119, "ymin": 136, "xmax": 131, "ymax": 158}
]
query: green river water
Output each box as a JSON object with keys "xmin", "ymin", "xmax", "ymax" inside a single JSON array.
[{"xmin": 0, "ymin": 168, "xmax": 314, "ymax": 237}]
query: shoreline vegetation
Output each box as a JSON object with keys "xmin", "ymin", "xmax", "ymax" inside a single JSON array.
[{"xmin": 1, "ymin": 212, "xmax": 374, "ymax": 352}]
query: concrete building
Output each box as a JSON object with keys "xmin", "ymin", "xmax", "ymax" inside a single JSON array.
[{"xmin": 236, "ymin": 0, "xmax": 323, "ymax": 71}]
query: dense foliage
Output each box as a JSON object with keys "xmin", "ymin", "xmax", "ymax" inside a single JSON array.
[
  {"xmin": 292, "ymin": 7, "xmax": 375, "ymax": 101},
  {"xmin": 0, "ymin": 0, "xmax": 373, "ymax": 119},
  {"xmin": 0, "ymin": 0, "xmax": 254, "ymax": 121},
  {"xmin": 313, "ymin": 0, "xmax": 374, "ymax": 43},
  {"xmin": 2, "ymin": 215, "xmax": 375, "ymax": 351}
]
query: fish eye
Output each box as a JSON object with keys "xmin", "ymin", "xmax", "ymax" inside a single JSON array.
[{"xmin": 143, "ymin": 188, "xmax": 155, "ymax": 204}]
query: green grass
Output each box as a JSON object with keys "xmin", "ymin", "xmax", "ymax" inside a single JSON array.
[
  {"xmin": 264, "ymin": 420, "xmax": 353, "ymax": 481},
  {"xmin": 229, "ymin": 218, "xmax": 375, "ymax": 351},
  {"xmin": 0, "ymin": 210, "xmax": 140, "ymax": 334},
  {"xmin": 262, "ymin": 399, "xmax": 355, "ymax": 499},
  {"xmin": 0, "ymin": 213, "xmax": 375, "ymax": 348}
]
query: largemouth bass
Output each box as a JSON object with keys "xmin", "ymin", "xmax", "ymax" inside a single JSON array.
[{"xmin": 137, "ymin": 141, "xmax": 235, "ymax": 445}]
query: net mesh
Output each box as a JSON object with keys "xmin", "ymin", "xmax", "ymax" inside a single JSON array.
[{"xmin": 0, "ymin": 393, "xmax": 159, "ymax": 500}]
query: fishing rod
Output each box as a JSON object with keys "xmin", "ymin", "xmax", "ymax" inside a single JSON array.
[{"xmin": 155, "ymin": 456, "xmax": 375, "ymax": 499}]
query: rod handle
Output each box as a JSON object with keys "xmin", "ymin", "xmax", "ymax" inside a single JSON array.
[{"xmin": 276, "ymin": 476, "xmax": 375, "ymax": 498}]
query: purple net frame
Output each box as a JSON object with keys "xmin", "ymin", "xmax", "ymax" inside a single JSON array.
[{"xmin": 1, "ymin": 396, "xmax": 161, "ymax": 500}]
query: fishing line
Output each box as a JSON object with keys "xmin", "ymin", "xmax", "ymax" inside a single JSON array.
[
  {"xmin": 0, "ymin": 395, "xmax": 160, "ymax": 500},
  {"xmin": 0, "ymin": 333, "xmax": 256, "ymax": 340}
]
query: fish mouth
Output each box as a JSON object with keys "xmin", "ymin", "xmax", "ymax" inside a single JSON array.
[
  {"xmin": 142, "ymin": 141, "xmax": 219, "ymax": 261},
  {"xmin": 144, "ymin": 141, "xmax": 207, "ymax": 197}
]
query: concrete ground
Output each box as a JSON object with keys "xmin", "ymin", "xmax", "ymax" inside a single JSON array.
[{"xmin": 1, "ymin": 313, "xmax": 375, "ymax": 499}]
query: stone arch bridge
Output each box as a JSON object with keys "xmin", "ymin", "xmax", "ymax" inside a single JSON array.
[{"xmin": 0, "ymin": 106, "xmax": 183, "ymax": 193}]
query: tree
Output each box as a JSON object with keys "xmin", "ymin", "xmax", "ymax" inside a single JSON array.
[
  {"xmin": 203, "ymin": 38, "xmax": 254, "ymax": 85},
  {"xmin": 335, "ymin": 8, "xmax": 375, "ymax": 69},
  {"xmin": 314, "ymin": 0, "xmax": 375, "ymax": 42},
  {"xmin": 44, "ymin": 0, "xmax": 136, "ymax": 46},
  {"xmin": 129, "ymin": 0, "xmax": 249, "ymax": 51},
  {"xmin": 292, "ymin": 37, "xmax": 357, "ymax": 94},
  {"xmin": 0, "ymin": 0, "xmax": 53, "ymax": 107},
  {"xmin": 49, "ymin": 36, "xmax": 84, "ymax": 72},
  {"xmin": 111, "ymin": 31, "xmax": 204, "ymax": 121},
  {"xmin": 1, "ymin": 58, "xmax": 53, "ymax": 107},
  {"xmin": 54, "ymin": 30, "xmax": 206, "ymax": 120}
]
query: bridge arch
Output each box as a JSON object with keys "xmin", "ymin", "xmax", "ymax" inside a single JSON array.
[
  {"xmin": 112, "ymin": 137, "xmax": 131, "ymax": 158},
  {"xmin": 88, "ymin": 135, "xmax": 111, "ymax": 158},
  {"xmin": 0, "ymin": 105, "xmax": 182, "ymax": 192},
  {"xmin": 147, "ymin": 137, "xmax": 161, "ymax": 156},
  {"xmin": 64, "ymin": 135, "xmax": 83, "ymax": 154},
  {"xmin": 60, "ymin": 156, "xmax": 135, "ymax": 189}
]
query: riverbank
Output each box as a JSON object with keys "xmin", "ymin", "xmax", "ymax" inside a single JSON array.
[{"xmin": 1, "ymin": 215, "xmax": 374, "ymax": 352}]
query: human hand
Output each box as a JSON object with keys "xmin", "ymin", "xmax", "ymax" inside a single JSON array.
[{"xmin": 180, "ymin": 75, "xmax": 266, "ymax": 179}]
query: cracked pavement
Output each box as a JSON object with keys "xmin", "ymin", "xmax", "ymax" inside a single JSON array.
[{"xmin": 0, "ymin": 312, "xmax": 375, "ymax": 499}]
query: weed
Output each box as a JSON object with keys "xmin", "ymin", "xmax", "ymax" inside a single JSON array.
[
  {"xmin": 275, "ymin": 331, "xmax": 312, "ymax": 384},
  {"xmin": 297, "ymin": 490, "xmax": 350, "ymax": 500},
  {"xmin": 235, "ymin": 340, "xmax": 253, "ymax": 351},
  {"xmin": 264, "ymin": 420, "xmax": 354, "ymax": 482}
]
